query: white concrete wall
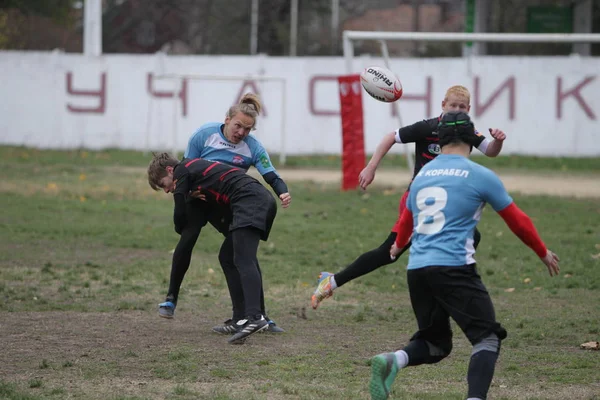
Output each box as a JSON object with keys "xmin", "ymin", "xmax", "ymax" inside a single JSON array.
[{"xmin": 1, "ymin": 51, "xmax": 599, "ymax": 156}]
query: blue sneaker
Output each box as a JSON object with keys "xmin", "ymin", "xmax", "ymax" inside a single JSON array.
[
  {"xmin": 158, "ymin": 301, "xmax": 175, "ymax": 319},
  {"xmin": 265, "ymin": 319, "xmax": 285, "ymax": 333},
  {"xmin": 369, "ymin": 353, "xmax": 399, "ymax": 400}
]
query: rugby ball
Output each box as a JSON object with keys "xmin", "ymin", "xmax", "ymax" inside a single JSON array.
[{"xmin": 360, "ymin": 66, "xmax": 403, "ymax": 103}]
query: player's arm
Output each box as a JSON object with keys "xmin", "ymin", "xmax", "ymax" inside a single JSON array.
[
  {"xmin": 253, "ymin": 145, "xmax": 291, "ymax": 208},
  {"xmin": 481, "ymin": 169, "xmax": 559, "ymax": 276},
  {"xmin": 474, "ymin": 128, "xmax": 506, "ymax": 157},
  {"xmin": 172, "ymin": 168, "xmax": 191, "ymax": 234},
  {"xmin": 497, "ymin": 203, "xmax": 559, "ymax": 276},
  {"xmin": 359, "ymin": 132, "xmax": 395, "ymax": 189},
  {"xmin": 390, "ymin": 207, "xmax": 413, "ymax": 259},
  {"xmin": 359, "ymin": 120, "xmax": 430, "ymax": 189}
]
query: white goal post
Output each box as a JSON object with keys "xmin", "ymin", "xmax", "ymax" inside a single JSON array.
[
  {"xmin": 146, "ymin": 74, "xmax": 288, "ymax": 165},
  {"xmin": 342, "ymin": 31, "xmax": 600, "ymax": 172}
]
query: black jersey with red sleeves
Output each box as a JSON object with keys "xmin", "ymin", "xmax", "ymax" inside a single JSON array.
[
  {"xmin": 395, "ymin": 116, "xmax": 485, "ymax": 179},
  {"xmin": 172, "ymin": 158, "xmax": 257, "ymax": 205}
]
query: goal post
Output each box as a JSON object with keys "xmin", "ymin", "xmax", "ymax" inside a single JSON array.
[
  {"xmin": 342, "ymin": 30, "xmax": 600, "ymax": 173},
  {"xmin": 145, "ymin": 74, "xmax": 288, "ymax": 165}
]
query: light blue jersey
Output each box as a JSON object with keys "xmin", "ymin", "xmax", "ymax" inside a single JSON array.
[
  {"xmin": 184, "ymin": 122, "xmax": 278, "ymax": 176},
  {"xmin": 406, "ymin": 154, "xmax": 513, "ymax": 269}
]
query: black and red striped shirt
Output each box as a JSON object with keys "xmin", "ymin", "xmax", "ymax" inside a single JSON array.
[
  {"xmin": 395, "ymin": 116, "xmax": 486, "ymax": 179},
  {"xmin": 173, "ymin": 158, "xmax": 257, "ymax": 205}
]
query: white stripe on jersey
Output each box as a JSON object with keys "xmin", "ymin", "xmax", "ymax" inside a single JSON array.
[
  {"xmin": 465, "ymin": 237, "xmax": 476, "ymax": 265},
  {"xmin": 204, "ymin": 133, "xmax": 253, "ymax": 158}
]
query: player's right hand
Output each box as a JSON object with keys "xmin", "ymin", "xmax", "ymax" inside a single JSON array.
[
  {"xmin": 190, "ymin": 190, "xmax": 207, "ymax": 201},
  {"xmin": 541, "ymin": 250, "xmax": 560, "ymax": 276},
  {"xmin": 358, "ymin": 166, "xmax": 376, "ymax": 190}
]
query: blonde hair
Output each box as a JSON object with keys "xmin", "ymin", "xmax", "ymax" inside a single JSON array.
[
  {"xmin": 226, "ymin": 93, "xmax": 262, "ymax": 127},
  {"xmin": 147, "ymin": 152, "xmax": 178, "ymax": 191},
  {"xmin": 444, "ymin": 85, "xmax": 471, "ymax": 103}
]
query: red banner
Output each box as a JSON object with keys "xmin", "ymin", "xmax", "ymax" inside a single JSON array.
[{"xmin": 338, "ymin": 75, "xmax": 365, "ymax": 191}]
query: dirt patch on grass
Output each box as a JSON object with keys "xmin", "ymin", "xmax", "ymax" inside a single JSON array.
[{"xmin": 1, "ymin": 309, "xmax": 599, "ymax": 399}]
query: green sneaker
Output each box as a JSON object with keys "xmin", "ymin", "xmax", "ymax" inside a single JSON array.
[{"xmin": 369, "ymin": 353, "xmax": 399, "ymax": 400}]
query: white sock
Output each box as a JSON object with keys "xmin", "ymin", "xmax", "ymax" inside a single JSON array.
[
  {"xmin": 329, "ymin": 276, "xmax": 338, "ymax": 290},
  {"xmin": 394, "ymin": 350, "xmax": 409, "ymax": 369}
]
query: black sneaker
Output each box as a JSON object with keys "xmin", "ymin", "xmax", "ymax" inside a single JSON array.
[
  {"xmin": 212, "ymin": 319, "xmax": 242, "ymax": 335},
  {"xmin": 228, "ymin": 315, "xmax": 268, "ymax": 344}
]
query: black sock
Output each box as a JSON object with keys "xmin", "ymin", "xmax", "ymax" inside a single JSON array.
[
  {"xmin": 467, "ymin": 350, "xmax": 498, "ymax": 399},
  {"xmin": 403, "ymin": 339, "xmax": 450, "ymax": 366},
  {"xmin": 334, "ymin": 233, "xmax": 403, "ymax": 287}
]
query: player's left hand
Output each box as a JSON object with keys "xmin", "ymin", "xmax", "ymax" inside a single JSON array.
[
  {"xmin": 489, "ymin": 128, "xmax": 506, "ymax": 141},
  {"xmin": 279, "ymin": 192, "xmax": 292, "ymax": 208},
  {"xmin": 390, "ymin": 242, "xmax": 402, "ymax": 260}
]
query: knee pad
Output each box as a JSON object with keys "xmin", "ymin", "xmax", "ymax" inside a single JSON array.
[
  {"xmin": 427, "ymin": 337, "xmax": 453, "ymax": 358},
  {"xmin": 472, "ymin": 333, "xmax": 500, "ymax": 356}
]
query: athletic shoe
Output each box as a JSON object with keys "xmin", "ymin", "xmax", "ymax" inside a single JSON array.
[
  {"xmin": 212, "ymin": 319, "xmax": 242, "ymax": 335},
  {"xmin": 228, "ymin": 315, "xmax": 269, "ymax": 344},
  {"xmin": 369, "ymin": 353, "xmax": 399, "ymax": 400},
  {"xmin": 311, "ymin": 271, "xmax": 334, "ymax": 310},
  {"xmin": 265, "ymin": 319, "xmax": 285, "ymax": 333},
  {"xmin": 158, "ymin": 301, "xmax": 175, "ymax": 319}
]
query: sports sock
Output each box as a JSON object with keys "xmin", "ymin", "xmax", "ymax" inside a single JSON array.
[
  {"xmin": 329, "ymin": 275, "xmax": 338, "ymax": 290},
  {"xmin": 394, "ymin": 350, "xmax": 409, "ymax": 369},
  {"xmin": 467, "ymin": 350, "xmax": 498, "ymax": 400}
]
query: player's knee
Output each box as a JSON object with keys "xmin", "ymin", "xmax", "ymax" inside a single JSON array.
[
  {"xmin": 428, "ymin": 338, "xmax": 453, "ymax": 359},
  {"xmin": 218, "ymin": 248, "xmax": 234, "ymax": 267},
  {"xmin": 472, "ymin": 333, "xmax": 500, "ymax": 356},
  {"xmin": 427, "ymin": 338, "xmax": 452, "ymax": 358}
]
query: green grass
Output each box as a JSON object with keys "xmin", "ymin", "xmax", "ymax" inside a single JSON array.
[{"xmin": 0, "ymin": 146, "xmax": 599, "ymax": 400}]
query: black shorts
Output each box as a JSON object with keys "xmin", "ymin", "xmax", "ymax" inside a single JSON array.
[
  {"xmin": 186, "ymin": 198, "xmax": 232, "ymax": 236},
  {"xmin": 407, "ymin": 264, "xmax": 507, "ymax": 347},
  {"xmin": 229, "ymin": 182, "xmax": 277, "ymax": 241}
]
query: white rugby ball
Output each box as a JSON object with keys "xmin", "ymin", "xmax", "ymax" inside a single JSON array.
[{"xmin": 360, "ymin": 66, "xmax": 403, "ymax": 103}]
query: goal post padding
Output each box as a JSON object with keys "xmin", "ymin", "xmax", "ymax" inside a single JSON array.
[{"xmin": 338, "ymin": 75, "xmax": 365, "ymax": 191}]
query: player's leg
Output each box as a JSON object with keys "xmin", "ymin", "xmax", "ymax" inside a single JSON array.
[
  {"xmin": 208, "ymin": 198, "xmax": 284, "ymax": 334},
  {"xmin": 370, "ymin": 267, "xmax": 452, "ymax": 400},
  {"xmin": 227, "ymin": 227, "xmax": 269, "ymax": 343},
  {"xmin": 255, "ymin": 261, "xmax": 285, "ymax": 332},
  {"xmin": 227, "ymin": 187, "xmax": 278, "ymax": 343},
  {"xmin": 211, "ymin": 233, "xmax": 247, "ymax": 334},
  {"xmin": 311, "ymin": 190, "xmax": 410, "ymax": 310},
  {"xmin": 438, "ymin": 264, "xmax": 506, "ymax": 400},
  {"xmin": 159, "ymin": 199, "xmax": 208, "ymax": 318}
]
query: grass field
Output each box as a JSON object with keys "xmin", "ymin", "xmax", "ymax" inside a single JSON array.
[{"xmin": 1, "ymin": 146, "xmax": 599, "ymax": 400}]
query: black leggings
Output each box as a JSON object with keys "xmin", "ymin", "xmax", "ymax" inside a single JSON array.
[
  {"xmin": 218, "ymin": 233, "xmax": 266, "ymax": 320},
  {"xmin": 166, "ymin": 200, "xmax": 266, "ymax": 319},
  {"xmin": 334, "ymin": 228, "xmax": 482, "ymax": 287},
  {"xmin": 229, "ymin": 227, "xmax": 265, "ymax": 318}
]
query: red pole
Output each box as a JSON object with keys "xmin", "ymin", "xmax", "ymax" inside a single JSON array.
[{"xmin": 338, "ymin": 75, "xmax": 365, "ymax": 191}]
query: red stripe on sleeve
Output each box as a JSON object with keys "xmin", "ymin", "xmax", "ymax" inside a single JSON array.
[
  {"xmin": 185, "ymin": 158, "xmax": 200, "ymax": 168},
  {"xmin": 394, "ymin": 208, "xmax": 414, "ymax": 248},
  {"xmin": 497, "ymin": 202, "xmax": 547, "ymax": 258}
]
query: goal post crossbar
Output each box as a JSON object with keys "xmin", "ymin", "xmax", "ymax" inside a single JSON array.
[{"xmin": 342, "ymin": 30, "xmax": 600, "ymax": 173}]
